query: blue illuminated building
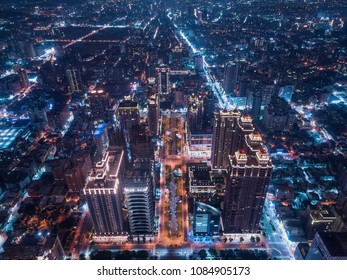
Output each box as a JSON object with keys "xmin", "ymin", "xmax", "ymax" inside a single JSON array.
[
  {"xmin": 0, "ymin": 128, "xmax": 22, "ymax": 150},
  {"xmin": 278, "ymin": 85, "xmax": 295, "ymax": 104},
  {"xmin": 94, "ymin": 123, "xmax": 107, "ymax": 139},
  {"xmin": 0, "ymin": 120, "xmax": 31, "ymax": 151},
  {"xmin": 193, "ymin": 201, "xmax": 221, "ymax": 236},
  {"xmin": 94, "ymin": 123, "xmax": 109, "ymax": 163}
]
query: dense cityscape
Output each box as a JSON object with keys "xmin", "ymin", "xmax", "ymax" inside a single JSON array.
[{"xmin": 0, "ymin": 0, "xmax": 346, "ymax": 260}]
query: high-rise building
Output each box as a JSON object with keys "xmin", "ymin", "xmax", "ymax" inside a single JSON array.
[
  {"xmin": 263, "ymin": 96, "xmax": 296, "ymax": 132},
  {"xmin": 66, "ymin": 67, "xmax": 82, "ymax": 93},
  {"xmin": 211, "ymin": 109, "xmax": 240, "ymax": 170},
  {"xmin": 156, "ymin": 65, "xmax": 170, "ymax": 95},
  {"xmin": 223, "ymin": 61, "xmax": 239, "ymax": 94},
  {"xmin": 188, "ymin": 103, "xmax": 200, "ymax": 132},
  {"xmin": 147, "ymin": 93, "xmax": 159, "ymax": 137},
  {"xmin": 252, "ymin": 37, "xmax": 266, "ymax": 48},
  {"xmin": 17, "ymin": 68, "xmax": 29, "ymax": 89},
  {"xmin": 197, "ymin": 10, "xmax": 203, "ymax": 22},
  {"xmin": 146, "ymin": 65, "xmax": 156, "ymax": 79},
  {"xmin": 174, "ymin": 89, "xmax": 185, "ymax": 108},
  {"xmin": 116, "ymin": 100, "xmax": 140, "ymax": 142},
  {"xmin": 171, "ymin": 46, "xmax": 183, "ymax": 70},
  {"xmin": 188, "ymin": 95, "xmax": 204, "ymax": 132},
  {"xmin": 278, "ymin": 85, "xmax": 295, "ymax": 104},
  {"xmin": 194, "ymin": 55, "xmax": 204, "ymax": 72},
  {"xmin": 3, "ymin": 233, "xmax": 65, "ymax": 260},
  {"xmin": 89, "ymin": 89, "xmax": 110, "ymax": 123},
  {"xmin": 16, "ymin": 39, "xmax": 37, "ymax": 59},
  {"xmin": 223, "ymin": 132, "xmax": 273, "ymax": 233},
  {"xmin": 64, "ymin": 153, "xmax": 92, "ymax": 192},
  {"xmin": 251, "ymin": 91, "xmax": 262, "ymax": 119},
  {"xmin": 0, "ymin": 74, "xmax": 21, "ymax": 98},
  {"xmin": 39, "ymin": 61, "xmax": 61, "ymax": 91},
  {"xmin": 336, "ymin": 191, "xmax": 347, "ymax": 215},
  {"xmin": 130, "ymin": 124, "xmax": 154, "ymax": 164},
  {"xmin": 84, "ymin": 148, "xmax": 125, "ymax": 242},
  {"xmin": 149, "ymin": 48, "xmax": 159, "ymax": 65},
  {"xmin": 29, "ymin": 105, "xmax": 48, "ymax": 125},
  {"xmin": 294, "ymin": 243, "xmax": 310, "ymax": 260},
  {"xmin": 93, "ymin": 123, "xmax": 109, "ymax": 163},
  {"xmin": 305, "ymin": 232, "xmax": 347, "ymax": 260},
  {"xmin": 305, "ymin": 206, "xmax": 344, "ymax": 240},
  {"xmin": 211, "ymin": 109, "xmax": 254, "ymax": 170},
  {"xmin": 235, "ymin": 59, "xmax": 248, "ymax": 94},
  {"xmin": 188, "ymin": 5, "xmax": 194, "ymax": 16},
  {"xmin": 201, "ymin": 8, "xmax": 208, "ymax": 21},
  {"xmin": 124, "ymin": 169, "xmax": 155, "ymax": 237},
  {"xmin": 64, "ymin": 167, "xmax": 85, "ymax": 192},
  {"xmin": 236, "ymin": 113, "xmax": 255, "ymax": 149},
  {"xmin": 262, "ymin": 84, "xmax": 276, "ymax": 107},
  {"xmin": 117, "ymin": 100, "xmax": 140, "ymax": 130}
]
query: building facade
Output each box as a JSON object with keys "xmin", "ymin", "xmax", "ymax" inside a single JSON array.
[
  {"xmin": 305, "ymin": 232, "xmax": 347, "ymax": 260},
  {"xmin": 124, "ymin": 170, "xmax": 155, "ymax": 237},
  {"xmin": 211, "ymin": 109, "xmax": 254, "ymax": 170},
  {"xmin": 223, "ymin": 132, "xmax": 273, "ymax": 233},
  {"xmin": 84, "ymin": 148, "xmax": 125, "ymax": 242}
]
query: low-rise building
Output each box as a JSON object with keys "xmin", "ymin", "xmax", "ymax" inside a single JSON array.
[{"xmin": 188, "ymin": 163, "xmax": 215, "ymax": 194}]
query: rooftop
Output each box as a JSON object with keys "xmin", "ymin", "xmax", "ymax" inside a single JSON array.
[
  {"xmin": 188, "ymin": 163, "xmax": 213, "ymax": 186},
  {"xmin": 118, "ymin": 100, "xmax": 138, "ymax": 108},
  {"xmin": 86, "ymin": 147, "xmax": 124, "ymax": 188},
  {"xmin": 0, "ymin": 127, "xmax": 23, "ymax": 150},
  {"xmin": 318, "ymin": 232, "xmax": 347, "ymax": 257},
  {"xmin": 94, "ymin": 123, "xmax": 107, "ymax": 139}
]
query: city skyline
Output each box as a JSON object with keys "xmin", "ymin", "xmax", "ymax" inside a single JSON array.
[{"xmin": 0, "ymin": 0, "xmax": 346, "ymax": 260}]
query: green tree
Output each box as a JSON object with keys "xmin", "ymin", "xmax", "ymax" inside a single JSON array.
[
  {"xmin": 256, "ymin": 250, "xmax": 269, "ymax": 260},
  {"xmin": 134, "ymin": 250, "xmax": 149, "ymax": 260},
  {"xmin": 119, "ymin": 250, "xmax": 132, "ymax": 260},
  {"xmin": 198, "ymin": 249, "xmax": 207, "ymax": 260},
  {"xmin": 220, "ymin": 249, "xmax": 236, "ymax": 260},
  {"xmin": 90, "ymin": 250, "xmax": 113, "ymax": 260},
  {"xmin": 208, "ymin": 248, "xmax": 217, "ymax": 258}
]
